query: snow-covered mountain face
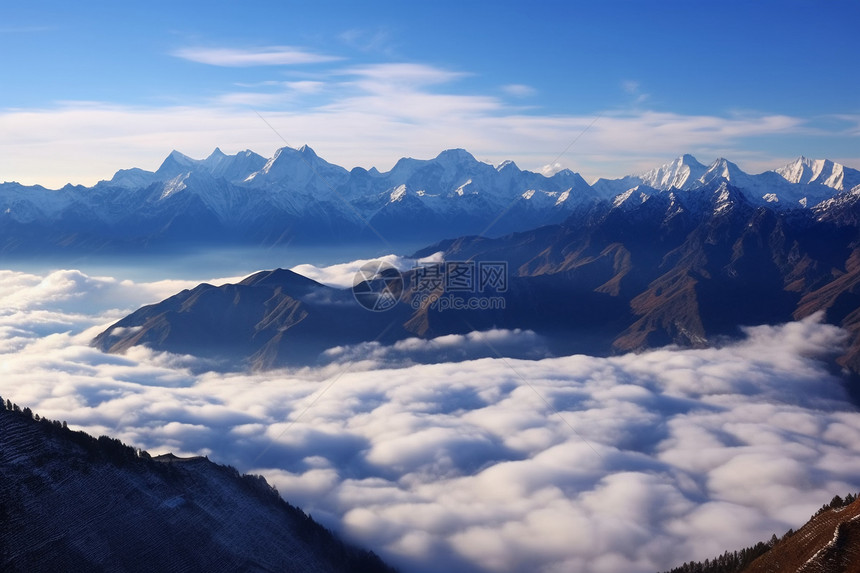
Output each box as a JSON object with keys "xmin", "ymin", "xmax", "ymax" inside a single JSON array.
[
  {"xmin": 0, "ymin": 148, "xmax": 858, "ymax": 252},
  {"xmin": 0, "ymin": 146, "xmax": 606, "ymax": 251},
  {"xmin": 600, "ymin": 154, "xmax": 860, "ymax": 212},
  {"xmin": 641, "ymin": 153, "xmax": 708, "ymax": 190},
  {"xmin": 777, "ymin": 156, "xmax": 860, "ymax": 189}
]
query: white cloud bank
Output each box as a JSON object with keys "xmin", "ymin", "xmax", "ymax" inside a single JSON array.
[
  {"xmin": 1, "ymin": 267, "xmax": 859, "ymax": 573},
  {"xmin": 290, "ymin": 251, "xmax": 443, "ymax": 288},
  {"xmin": 3, "ymin": 59, "xmax": 855, "ymax": 188}
]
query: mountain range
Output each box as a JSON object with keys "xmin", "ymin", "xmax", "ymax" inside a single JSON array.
[
  {"xmin": 0, "ymin": 399, "xmax": 394, "ymax": 573},
  {"xmin": 2, "ymin": 148, "xmax": 859, "ymax": 252},
  {"xmin": 94, "ymin": 169, "xmax": 860, "ymax": 380}
]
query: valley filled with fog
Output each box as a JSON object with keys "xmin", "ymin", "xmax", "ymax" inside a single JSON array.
[{"xmin": 3, "ymin": 257, "xmax": 859, "ymax": 573}]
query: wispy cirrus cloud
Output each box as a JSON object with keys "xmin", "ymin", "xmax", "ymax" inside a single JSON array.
[
  {"xmin": 338, "ymin": 27, "xmax": 395, "ymax": 56},
  {"xmin": 622, "ymin": 79, "xmax": 648, "ymax": 105},
  {"xmin": 502, "ymin": 83, "xmax": 536, "ymax": 98},
  {"xmin": 0, "ymin": 98, "xmax": 840, "ymax": 189},
  {"xmin": 0, "ymin": 58, "xmax": 854, "ymax": 188},
  {"xmin": 339, "ymin": 62, "xmax": 468, "ymax": 88},
  {"xmin": 217, "ymin": 80, "xmax": 328, "ymax": 107},
  {"xmin": 173, "ymin": 46, "xmax": 341, "ymax": 67}
]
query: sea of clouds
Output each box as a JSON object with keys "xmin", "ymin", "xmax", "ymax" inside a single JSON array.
[{"xmin": 2, "ymin": 265, "xmax": 860, "ymax": 572}]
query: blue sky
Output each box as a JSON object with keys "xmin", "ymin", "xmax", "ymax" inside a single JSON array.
[{"xmin": 1, "ymin": 0, "xmax": 858, "ymax": 187}]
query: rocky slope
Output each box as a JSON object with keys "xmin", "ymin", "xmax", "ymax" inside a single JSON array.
[
  {"xmin": 92, "ymin": 169, "xmax": 860, "ymax": 375},
  {"xmin": 664, "ymin": 494, "xmax": 860, "ymax": 573},
  {"xmin": 417, "ymin": 180, "xmax": 860, "ymax": 374},
  {"xmin": 0, "ymin": 400, "xmax": 394, "ymax": 573}
]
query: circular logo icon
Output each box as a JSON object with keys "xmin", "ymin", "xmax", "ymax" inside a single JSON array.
[{"xmin": 352, "ymin": 260, "xmax": 404, "ymax": 312}]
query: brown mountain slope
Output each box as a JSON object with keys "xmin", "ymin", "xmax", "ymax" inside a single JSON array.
[
  {"xmin": 744, "ymin": 499, "xmax": 860, "ymax": 573},
  {"xmin": 417, "ymin": 182, "xmax": 860, "ymax": 374},
  {"xmin": 663, "ymin": 495, "xmax": 860, "ymax": 573},
  {"xmin": 795, "ymin": 248, "xmax": 860, "ymax": 373}
]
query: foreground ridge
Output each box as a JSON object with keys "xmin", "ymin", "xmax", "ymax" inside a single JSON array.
[
  {"xmin": 663, "ymin": 493, "xmax": 860, "ymax": 573},
  {"xmin": 0, "ymin": 397, "xmax": 395, "ymax": 573}
]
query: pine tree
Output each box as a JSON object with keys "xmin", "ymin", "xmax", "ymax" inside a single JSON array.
[{"xmin": 829, "ymin": 494, "xmax": 844, "ymax": 509}]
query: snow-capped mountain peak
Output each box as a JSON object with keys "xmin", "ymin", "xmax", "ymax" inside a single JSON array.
[
  {"xmin": 699, "ymin": 157, "xmax": 750, "ymax": 187},
  {"xmin": 297, "ymin": 144, "xmax": 318, "ymax": 158},
  {"xmin": 777, "ymin": 156, "xmax": 827, "ymax": 185},
  {"xmin": 436, "ymin": 148, "xmax": 477, "ymax": 165},
  {"xmin": 243, "ymin": 146, "xmax": 350, "ymax": 196},
  {"xmin": 206, "ymin": 147, "xmax": 227, "ymax": 161},
  {"xmin": 201, "ymin": 147, "xmax": 228, "ymax": 170},
  {"xmin": 3, "ymin": 148, "xmax": 860, "ymax": 253},
  {"xmin": 156, "ymin": 150, "xmax": 197, "ymax": 174},
  {"xmin": 775, "ymin": 156, "xmax": 860, "ymax": 191},
  {"xmin": 639, "ymin": 153, "xmax": 708, "ymax": 190}
]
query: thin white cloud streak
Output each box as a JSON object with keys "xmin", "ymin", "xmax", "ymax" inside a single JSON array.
[
  {"xmin": 173, "ymin": 46, "xmax": 340, "ymax": 67},
  {"xmin": 502, "ymin": 84, "xmax": 536, "ymax": 98},
  {"xmin": 622, "ymin": 81, "xmax": 640, "ymax": 95},
  {"xmin": 320, "ymin": 328, "xmax": 551, "ymax": 366},
  {"xmin": 0, "ymin": 103, "xmax": 830, "ymax": 189},
  {"xmin": 214, "ymin": 92, "xmax": 289, "ymax": 107},
  {"xmin": 340, "ymin": 63, "xmax": 468, "ymax": 86},
  {"xmin": 0, "ymin": 266, "xmax": 859, "ymax": 572},
  {"xmin": 284, "ymin": 80, "xmax": 326, "ymax": 94},
  {"xmin": 338, "ymin": 28, "xmax": 394, "ymax": 55}
]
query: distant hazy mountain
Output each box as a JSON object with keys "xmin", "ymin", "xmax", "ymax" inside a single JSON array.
[
  {"xmin": 0, "ymin": 400, "xmax": 394, "ymax": 573},
  {"xmin": 1, "ymin": 149, "xmax": 858, "ymax": 253},
  {"xmin": 0, "ymin": 147, "xmax": 598, "ymax": 252},
  {"xmin": 94, "ymin": 177, "xmax": 860, "ymax": 376}
]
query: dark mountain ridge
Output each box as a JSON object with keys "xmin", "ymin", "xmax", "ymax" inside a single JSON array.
[
  {"xmin": 0, "ymin": 398, "xmax": 395, "ymax": 573},
  {"xmin": 95, "ymin": 179, "xmax": 860, "ymax": 378},
  {"xmin": 417, "ymin": 180, "xmax": 860, "ymax": 368}
]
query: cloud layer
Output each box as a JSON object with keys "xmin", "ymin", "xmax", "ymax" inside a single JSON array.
[
  {"xmin": 1, "ymin": 266, "xmax": 859, "ymax": 573},
  {"xmin": 3, "ymin": 58, "xmax": 856, "ymax": 188},
  {"xmin": 290, "ymin": 251, "xmax": 442, "ymax": 288}
]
